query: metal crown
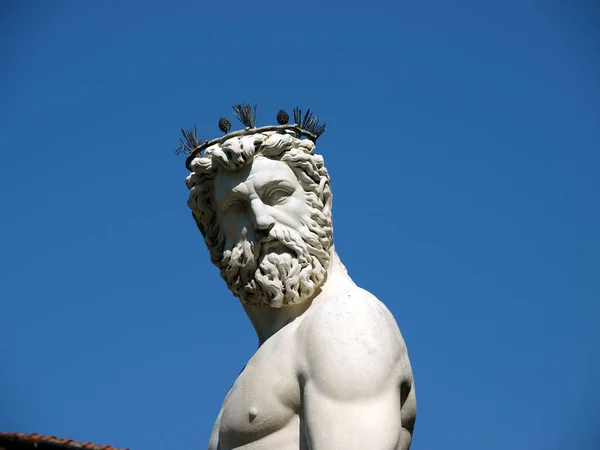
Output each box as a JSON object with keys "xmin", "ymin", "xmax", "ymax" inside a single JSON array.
[{"xmin": 179, "ymin": 104, "xmax": 326, "ymax": 170}]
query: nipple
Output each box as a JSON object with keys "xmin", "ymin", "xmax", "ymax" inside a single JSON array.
[{"xmin": 248, "ymin": 407, "xmax": 258, "ymax": 422}]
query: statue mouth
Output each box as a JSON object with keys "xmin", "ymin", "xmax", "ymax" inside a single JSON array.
[{"xmin": 260, "ymin": 238, "xmax": 290, "ymax": 256}]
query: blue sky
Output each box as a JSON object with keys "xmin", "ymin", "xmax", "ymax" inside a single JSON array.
[{"xmin": 1, "ymin": 1, "xmax": 598, "ymax": 449}]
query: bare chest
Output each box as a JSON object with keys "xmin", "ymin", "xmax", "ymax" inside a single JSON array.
[{"xmin": 217, "ymin": 331, "xmax": 302, "ymax": 449}]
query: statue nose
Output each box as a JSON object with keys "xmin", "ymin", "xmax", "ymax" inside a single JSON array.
[{"xmin": 250, "ymin": 199, "xmax": 275, "ymax": 231}]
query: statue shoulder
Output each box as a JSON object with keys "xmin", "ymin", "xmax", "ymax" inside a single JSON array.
[{"xmin": 297, "ymin": 287, "xmax": 409, "ymax": 400}]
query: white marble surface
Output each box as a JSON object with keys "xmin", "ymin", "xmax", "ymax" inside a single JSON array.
[{"xmin": 186, "ymin": 132, "xmax": 416, "ymax": 449}]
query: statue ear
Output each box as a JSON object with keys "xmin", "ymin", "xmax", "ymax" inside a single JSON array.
[{"xmin": 322, "ymin": 182, "xmax": 332, "ymax": 216}]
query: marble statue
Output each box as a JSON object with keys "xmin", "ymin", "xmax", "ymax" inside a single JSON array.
[{"xmin": 183, "ymin": 106, "xmax": 416, "ymax": 449}]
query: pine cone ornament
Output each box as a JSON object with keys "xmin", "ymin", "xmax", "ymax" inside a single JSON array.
[
  {"xmin": 218, "ymin": 117, "xmax": 231, "ymax": 133},
  {"xmin": 276, "ymin": 109, "xmax": 289, "ymax": 125}
]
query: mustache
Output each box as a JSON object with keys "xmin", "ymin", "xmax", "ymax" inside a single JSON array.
[
  {"xmin": 223, "ymin": 225, "xmax": 300, "ymax": 270},
  {"xmin": 251, "ymin": 227, "xmax": 302, "ymax": 258}
]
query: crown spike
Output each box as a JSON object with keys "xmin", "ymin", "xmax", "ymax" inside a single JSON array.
[
  {"xmin": 175, "ymin": 125, "xmax": 207, "ymax": 155},
  {"xmin": 293, "ymin": 107, "xmax": 326, "ymax": 138},
  {"xmin": 232, "ymin": 103, "xmax": 258, "ymax": 128}
]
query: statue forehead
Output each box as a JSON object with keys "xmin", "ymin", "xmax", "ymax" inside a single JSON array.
[{"xmin": 213, "ymin": 156, "xmax": 298, "ymax": 204}]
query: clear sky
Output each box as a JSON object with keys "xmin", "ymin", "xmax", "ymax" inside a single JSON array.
[{"xmin": 1, "ymin": 1, "xmax": 599, "ymax": 449}]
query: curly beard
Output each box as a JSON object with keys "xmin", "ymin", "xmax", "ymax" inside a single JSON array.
[{"xmin": 218, "ymin": 218, "xmax": 331, "ymax": 308}]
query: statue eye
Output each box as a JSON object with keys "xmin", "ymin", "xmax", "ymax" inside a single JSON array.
[{"xmin": 265, "ymin": 187, "xmax": 293, "ymax": 205}]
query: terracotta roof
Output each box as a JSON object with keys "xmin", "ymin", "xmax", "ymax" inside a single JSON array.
[{"xmin": 0, "ymin": 432, "xmax": 128, "ymax": 450}]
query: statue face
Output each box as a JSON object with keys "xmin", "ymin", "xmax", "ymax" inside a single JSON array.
[
  {"xmin": 214, "ymin": 156, "xmax": 309, "ymax": 250},
  {"xmin": 212, "ymin": 155, "xmax": 330, "ymax": 307}
]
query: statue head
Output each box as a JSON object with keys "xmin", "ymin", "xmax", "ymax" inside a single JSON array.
[{"xmin": 186, "ymin": 131, "xmax": 333, "ymax": 308}]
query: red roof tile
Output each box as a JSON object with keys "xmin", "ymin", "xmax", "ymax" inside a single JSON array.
[{"xmin": 0, "ymin": 432, "xmax": 129, "ymax": 450}]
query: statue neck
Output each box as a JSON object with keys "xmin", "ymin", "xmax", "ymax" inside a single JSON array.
[{"xmin": 242, "ymin": 247, "xmax": 355, "ymax": 346}]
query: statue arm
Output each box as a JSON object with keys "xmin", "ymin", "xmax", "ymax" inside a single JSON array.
[
  {"xmin": 207, "ymin": 406, "xmax": 223, "ymax": 450},
  {"xmin": 301, "ymin": 383, "xmax": 412, "ymax": 450},
  {"xmin": 299, "ymin": 292, "xmax": 416, "ymax": 449}
]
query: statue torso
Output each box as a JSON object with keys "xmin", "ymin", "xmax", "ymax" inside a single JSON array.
[
  {"xmin": 208, "ymin": 286, "xmax": 414, "ymax": 450},
  {"xmin": 209, "ymin": 315, "xmax": 304, "ymax": 450}
]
